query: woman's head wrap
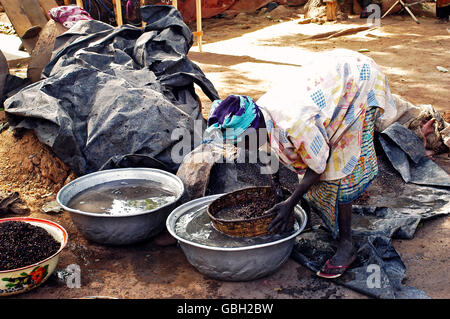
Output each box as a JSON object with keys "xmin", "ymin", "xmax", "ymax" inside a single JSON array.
[{"xmin": 205, "ymin": 95, "xmax": 261, "ymax": 141}]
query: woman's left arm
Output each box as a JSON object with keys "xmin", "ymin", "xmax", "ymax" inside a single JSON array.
[{"xmin": 267, "ymin": 168, "xmax": 321, "ymax": 232}]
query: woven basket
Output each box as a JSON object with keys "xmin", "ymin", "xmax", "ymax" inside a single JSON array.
[{"xmin": 207, "ymin": 186, "xmax": 294, "ymax": 238}]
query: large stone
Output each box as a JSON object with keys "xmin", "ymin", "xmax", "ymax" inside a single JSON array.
[{"xmin": 268, "ymin": 5, "xmax": 294, "ymax": 19}]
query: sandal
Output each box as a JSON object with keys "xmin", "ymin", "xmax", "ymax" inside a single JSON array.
[{"xmin": 316, "ymin": 257, "xmax": 355, "ymax": 279}]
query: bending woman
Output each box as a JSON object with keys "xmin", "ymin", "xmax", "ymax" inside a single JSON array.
[{"xmin": 204, "ymin": 49, "xmax": 397, "ymax": 279}]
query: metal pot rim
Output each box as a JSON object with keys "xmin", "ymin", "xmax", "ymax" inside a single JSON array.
[
  {"xmin": 57, "ymin": 168, "xmax": 184, "ymax": 218},
  {"xmin": 166, "ymin": 194, "xmax": 307, "ymax": 252}
]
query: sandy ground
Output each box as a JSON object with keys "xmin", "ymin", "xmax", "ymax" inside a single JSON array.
[
  {"xmin": 0, "ymin": 6, "xmax": 449, "ymax": 299},
  {"xmin": 187, "ymin": 9, "xmax": 450, "ymax": 121}
]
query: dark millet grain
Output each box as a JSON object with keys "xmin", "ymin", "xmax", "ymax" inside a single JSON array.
[
  {"xmin": 215, "ymin": 194, "xmax": 282, "ymax": 220},
  {"xmin": 0, "ymin": 221, "xmax": 60, "ymax": 271}
]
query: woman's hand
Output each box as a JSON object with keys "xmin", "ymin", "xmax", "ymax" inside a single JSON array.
[
  {"xmin": 267, "ymin": 199, "xmax": 296, "ymax": 233},
  {"xmin": 267, "ymin": 168, "xmax": 321, "ymax": 233}
]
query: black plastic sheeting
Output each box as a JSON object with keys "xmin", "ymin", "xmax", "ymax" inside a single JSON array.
[
  {"xmin": 204, "ymin": 148, "xmax": 449, "ymax": 298},
  {"xmin": 379, "ymin": 123, "xmax": 450, "ymax": 187},
  {"xmin": 291, "ymin": 229, "xmax": 430, "ymax": 299},
  {"xmin": 1, "ymin": 75, "xmax": 31, "ymax": 109},
  {"xmin": 4, "ymin": 5, "xmax": 219, "ymax": 176}
]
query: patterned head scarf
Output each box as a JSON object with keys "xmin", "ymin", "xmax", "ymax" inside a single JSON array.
[{"xmin": 205, "ymin": 95, "xmax": 261, "ymax": 141}]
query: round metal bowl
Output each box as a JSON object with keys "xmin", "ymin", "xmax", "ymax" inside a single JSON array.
[
  {"xmin": 0, "ymin": 217, "xmax": 68, "ymax": 296},
  {"xmin": 166, "ymin": 194, "xmax": 307, "ymax": 282},
  {"xmin": 57, "ymin": 168, "xmax": 184, "ymax": 245}
]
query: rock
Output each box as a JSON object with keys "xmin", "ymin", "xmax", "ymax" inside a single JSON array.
[
  {"xmin": 437, "ymin": 66, "xmax": 449, "ymax": 73},
  {"xmin": 337, "ymin": 12, "xmax": 348, "ymax": 20},
  {"xmin": 220, "ymin": 10, "xmax": 240, "ymax": 19},
  {"xmin": 268, "ymin": 5, "xmax": 292, "ymax": 20},
  {"xmin": 42, "ymin": 200, "xmax": 62, "ymax": 214},
  {"xmin": 234, "ymin": 12, "xmax": 250, "ymax": 23},
  {"xmin": 0, "ymin": 191, "xmax": 30, "ymax": 215}
]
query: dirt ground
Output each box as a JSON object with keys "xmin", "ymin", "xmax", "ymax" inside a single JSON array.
[
  {"xmin": 0, "ymin": 5, "xmax": 449, "ymax": 299},
  {"xmin": 187, "ymin": 6, "xmax": 450, "ymax": 121}
]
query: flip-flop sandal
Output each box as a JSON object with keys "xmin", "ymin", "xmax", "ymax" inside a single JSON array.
[{"xmin": 316, "ymin": 258, "xmax": 355, "ymax": 279}]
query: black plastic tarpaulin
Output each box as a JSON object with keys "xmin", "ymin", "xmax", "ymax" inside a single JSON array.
[
  {"xmin": 379, "ymin": 122, "xmax": 450, "ymax": 187},
  {"xmin": 4, "ymin": 5, "xmax": 219, "ymax": 175}
]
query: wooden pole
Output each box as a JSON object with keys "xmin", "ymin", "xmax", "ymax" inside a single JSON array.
[
  {"xmin": 76, "ymin": 0, "xmax": 83, "ymax": 8},
  {"xmin": 195, "ymin": 0, "xmax": 202, "ymax": 52},
  {"xmin": 172, "ymin": 0, "xmax": 177, "ymax": 9},
  {"xmin": 113, "ymin": 0, "xmax": 123, "ymax": 26},
  {"xmin": 141, "ymin": 0, "xmax": 146, "ymax": 27},
  {"xmin": 38, "ymin": 0, "xmax": 60, "ymax": 20},
  {"xmin": 64, "ymin": 0, "xmax": 70, "ymax": 5}
]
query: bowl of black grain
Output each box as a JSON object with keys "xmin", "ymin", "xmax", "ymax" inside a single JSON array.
[{"xmin": 0, "ymin": 217, "xmax": 68, "ymax": 296}]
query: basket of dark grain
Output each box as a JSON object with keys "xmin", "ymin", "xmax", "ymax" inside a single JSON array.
[
  {"xmin": 0, "ymin": 218, "xmax": 67, "ymax": 296},
  {"xmin": 206, "ymin": 186, "xmax": 294, "ymax": 238}
]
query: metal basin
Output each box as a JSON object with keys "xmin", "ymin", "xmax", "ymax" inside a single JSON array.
[
  {"xmin": 166, "ymin": 195, "xmax": 307, "ymax": 281},
  {"xmin": 57, "ymin": 168, "xmax": 184, "ymax": 245}
]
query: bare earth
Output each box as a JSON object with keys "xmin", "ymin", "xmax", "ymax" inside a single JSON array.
[{"xmin": 1, "ymin": 7, "xmax": 449, "ymax": 299}]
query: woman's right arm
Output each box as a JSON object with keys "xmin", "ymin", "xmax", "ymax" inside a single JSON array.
[{"xmin": 267, "ymin": 168, "xmax": 320, "ymax": 233}]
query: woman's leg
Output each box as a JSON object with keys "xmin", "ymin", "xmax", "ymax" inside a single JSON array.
[
  {"xmin": 330, "ymin": 202, "xmax": 356, "ymax": 266},
  {"xmin": 316, "ymin": 202, "xmax": 357, "ymax": 278}
]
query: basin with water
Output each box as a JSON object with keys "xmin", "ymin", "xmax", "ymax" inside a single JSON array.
[
  {"xmin": 57, "ymin": 168, "xmax": 184, "ymax": 245},
  {"xmin": 167, "ymin": 194, "xmax": 307, "ymax": 281}
]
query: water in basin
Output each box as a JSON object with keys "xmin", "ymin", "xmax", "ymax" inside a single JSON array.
[
  {"xmin": 175, "ymin": 205, "xmax": 299, "ymax": 248},
  {"xmin": 68, "ymin": 179, "xmax": 177, "ymax": 215}
]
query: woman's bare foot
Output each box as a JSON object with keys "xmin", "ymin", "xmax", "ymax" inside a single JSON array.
[
  {"xmin": 330, "ymin": 238, "xmax": 357, "ymax": 266},
  {"xmin": 316, "ymin": 239, "xmax": 356, "ymax": 278}
]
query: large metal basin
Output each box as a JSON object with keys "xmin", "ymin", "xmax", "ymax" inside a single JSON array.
[
  {"xmin": 57, "ymin": 168, "xmax": 184, "ymax": 245},
  {"xmin": 166, "ymin": 195, "xmax": 307, "ymax": 281}
]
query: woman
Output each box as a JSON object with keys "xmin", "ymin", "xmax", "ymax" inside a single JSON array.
[{"xmin": 205, "ymin": 49, "xmax": 397, "ymax": 279}]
